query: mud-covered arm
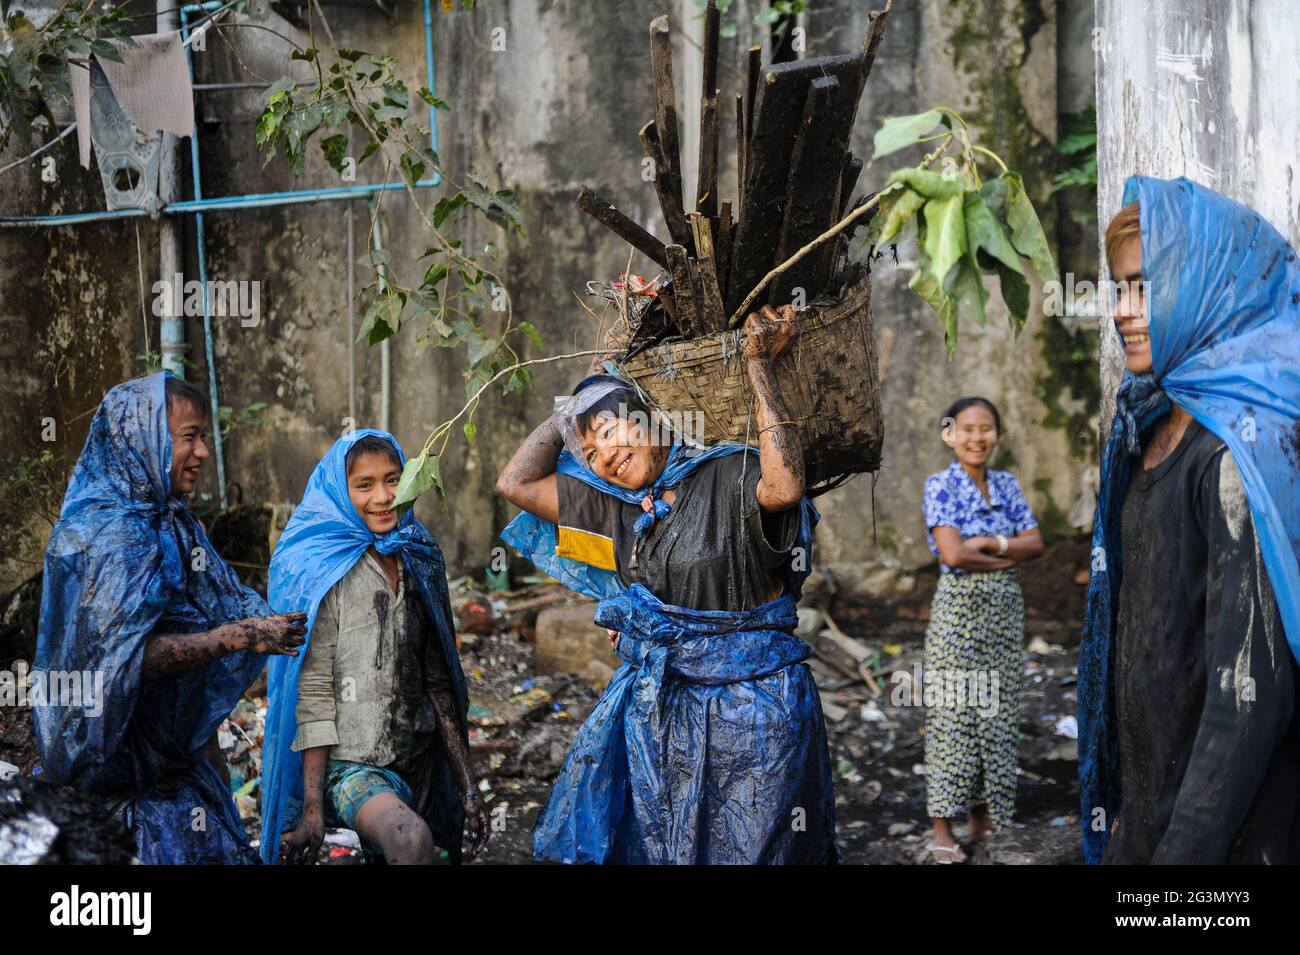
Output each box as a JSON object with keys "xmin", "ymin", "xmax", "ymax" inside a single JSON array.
[
  {"xmin": 1153, "ymin": 450, "xmax": 1293, "ymax": 863},
  {"xmin": 141, "ymin": 613, "xmax": 306, "ymax": 680},
  {"xmin": 497, "ymin": 418, "xmax": 563, "ymax": 524},
  {"xmin": 426, "ymin": 639, "xmax": 491, "ymax": 856},
  {"xmin": 743, "ymin": 305, "xmax": 804, "ymax": 512}
]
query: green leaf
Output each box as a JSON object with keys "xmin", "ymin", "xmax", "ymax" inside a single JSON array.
[
  {"xmin": 962, "ymin": 193, "xmax": 1023, "ymax": 275},
  {"xmin": 947, "ymin": 256, "xmax": 987, "ymax": 329},
  {"xmin": 921, "ymin": 193, "xmax": 966, "ymax": 291},
  {"xmin": 433, "ymin": 192, "xmax": 468, "ymax": 228},
  {"xmin": 991, "ymin": 260, "xmax": 1031, "ymax": 335},
  {"xmin": 909, "ymin": 244, "xmax": 960, "ymax": 357},
  {"xmin": 871, "ymin": 110, "xmax": 944, "ymax": 161},
  {"xmin": 886, "ymin": 167, "xmax": 963, "ymax": 201},
  {"xmin": 357, "ymin": 291, "xmax": 402, "ymax": 345},
  {"xmin": 417, "ymin": 86, "xmax": 450, "ymax": 110},
  {"xmin": 1001, "ymin": 173, "xmax": 1058, "ymax": 284},
  {"xmin": 463, "ymin": 421, "xmax": 476, "ymax": 443},
  {"xmin": 393, "ymin": 451, "xmax": 442, "ymax": 507},
  {"xmin": 467, "ymin": 334, "xmax": 497, "ymax": 367},
  {"xmin": 869, "ymin": 187, "xmax": 925, "ymax": 246},
  {"xmin": 463, "ymin": 180, "xmax": 524, "ymax": 235},
  {"xmin": 89, "ymin": 39, "xmax": 124, "ymax": 64},
  {"xmin": 516, "ymin": 320, "xmax": 543, "ymax": 349},
  {"xmin": 320, "ymin": 133, "xmax": 348, "ymax": 171}
]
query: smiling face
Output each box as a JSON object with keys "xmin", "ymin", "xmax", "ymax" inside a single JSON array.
[
  {"xmin": 347, "ymin": 450, "xmax": 402, "ymax": 534},
  {"xmin": 578, "ymin": 409, "xmax": 668, "ymax": 489},
  {"xmin": 1111, "ymin": 235, "xmax": 1153, "ymax": 375},
  {"xmin": 943, "ymin": 404, "xmax": 999, "ymax": 469},
  {"xmin": 167, "ymin": 399, "xmax": 211, "ymax": 496}
]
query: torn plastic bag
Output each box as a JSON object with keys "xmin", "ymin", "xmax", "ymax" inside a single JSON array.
[
  {"xmin": 260, "ymin": 430, "xmax": 468, "ymax": 864},
  {"xmin": 34, "ymin": 373, "xmax": 267, "ymax": 864},
  {"xmin": 1080, "ymin": 176, "xmax": 1300, "ymax": 864}
]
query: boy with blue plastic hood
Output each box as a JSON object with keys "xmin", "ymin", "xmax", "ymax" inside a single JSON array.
[
  {"xmin": 35, "ymin": 373, "xmax": 308, "ymax": 864},
  {"xmin": 1079, "ymin": 177, "xmax": 1300, "ymax": 864},
  {"xmin": 262, "ymin": 430, "xmax": 489, "ymax": 864}
]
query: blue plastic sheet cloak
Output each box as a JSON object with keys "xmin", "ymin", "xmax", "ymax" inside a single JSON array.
[
  {"xmin": 34, "ymin": 372, "xmax": 267, "ymax": 864},
  {"xmin": 1079, "ymin": 176, "xmax": 1300, "ymax": 864},
  {"xmin": 502, "ymin": 442, "xmax": 840, "ymax": 863},
  {"xmin": 259, "ymin": 430, "xmax": 468, "ymax": 864}
]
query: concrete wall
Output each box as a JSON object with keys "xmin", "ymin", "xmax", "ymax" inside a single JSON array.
[
  {"xmin": 1, "ymin": 0, "xmax": 1099, "ymax": 594},
  {"xmin": 1094, "ymin": 0, "xmax": 1300, "ymax": 431}
]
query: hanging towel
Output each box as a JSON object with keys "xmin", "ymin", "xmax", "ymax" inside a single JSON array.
[{"xmin": 69, "ymin": 31, "xmax": 195, "ymax": 169}]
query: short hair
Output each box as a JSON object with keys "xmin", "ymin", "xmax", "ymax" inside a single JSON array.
[
  {"xmin": 1104, "ymin": 201, "xmax": 1141, "ymax": 272},
  {"xmin": 345, "ymin": 434, "xmax": 402, "ymax": 473},
  {"xmin": 942, "ymin": 396, "xmax": 1002, "ymax": 435},
  {"xmin": 165, "ymin": 376, "xmax": 211, "ymax": 424},
  {"xmin": 574, "ymin": 385, "xmax": 652, "ymax": 439}
]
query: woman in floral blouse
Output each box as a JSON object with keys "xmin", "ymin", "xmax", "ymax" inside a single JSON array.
[{"xmin": 921, "ymin": 397, "xmax": 1044, "ymax": 863}]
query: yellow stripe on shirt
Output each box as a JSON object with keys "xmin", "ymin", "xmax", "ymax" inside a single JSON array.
[{"xmin": 555, "ymin": 525, "xmax": 618, "ymax": 572}]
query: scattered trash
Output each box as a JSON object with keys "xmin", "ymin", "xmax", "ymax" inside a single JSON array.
[
  {"xmin": 0, "ymin": 761, "xmax": 18, "ymax": 781},
  {"xmin": 1054, "ymin": 715, "xmax": 1078, "ymax": 739},
  {"xmin": 1027, "ymin": 636, "xmax": 1053, "ymax": 655}
]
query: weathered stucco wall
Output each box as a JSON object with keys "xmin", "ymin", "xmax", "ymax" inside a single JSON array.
[
  {"xmin": 1, "ymin": 0, "xmax": 1100, "ymax": 594},
  {"xmin": 1094, "ymin": 0, "xmax": 1300, "ymax": 430}
]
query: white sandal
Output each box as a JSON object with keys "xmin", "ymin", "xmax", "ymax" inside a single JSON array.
[{"xmin": 927, "ymin": 842, "xmax": 967, "ymax": 864}]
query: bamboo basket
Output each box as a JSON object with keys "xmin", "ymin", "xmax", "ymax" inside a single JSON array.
[{"xmin": 614, "ymin": 267, "xmax": 883, "ymax": 492}]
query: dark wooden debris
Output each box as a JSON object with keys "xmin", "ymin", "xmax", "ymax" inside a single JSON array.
[{"xmin": 576, "ymin": 186, "xmax": 669, "ymax": 270}]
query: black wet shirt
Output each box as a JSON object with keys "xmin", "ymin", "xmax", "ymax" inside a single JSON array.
[
  {"xmin": 556, "ymin": 452, "xmax": 799, "ymax": 611},
  {"xmin": 1105, "ymin": 417, "xmax": 1300, "ymax": 864}
]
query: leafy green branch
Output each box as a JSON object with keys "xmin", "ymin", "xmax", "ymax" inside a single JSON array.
[
  {"xmin": 0, "ymin": 0, "xmax": 137, "ymax": 155},
  {"xmin": 866, "ymin": 107, "xmax": 1058, "ymax": 356},
  {"xmin": 1051, "ymin": 104, "xmax": 1097, "ymax": 223},
  {"xmin": 253, "ymin": 0, "xmax": 541, "ymax": 424}
]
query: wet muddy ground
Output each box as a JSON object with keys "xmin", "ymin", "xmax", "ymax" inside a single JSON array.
[
  {"xmin": 459, "ymin": 539, "xmax": 1090, "ymax": 865},
  {"xmin": 0, "ymin": 539, "xmax": 1090, "ymax": 865}
]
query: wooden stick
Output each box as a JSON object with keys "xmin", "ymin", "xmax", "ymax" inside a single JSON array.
[
  {"xmin": 639, "ymin": 120, "xmax": 694, "ymax": 251},
  {"xmin": 838, "ymin": 153, "xmax": 864, "ymax": 219},
  {"xmin": 716, "ymin": 198, "xmax": 734, "ymax": 300},
  {"xmin": 735, "ymin": 91, "xmax": 746, "ymax": 211},
  {"xmin": 858, "ymin": 0, "xmax": 893, "ymax": 98},
  {"xmin": 649, "ymin": 16, "xmax": 688, "ymax": 242},
  {"xmin": 576, "ymin": 186, "xmax": 669, "ymax": 270},
  {"xmin": 773, "ymin": 75, "xmax": 840, "ymax": 305},
  {"xmin": 744, "ymin": 43, "xmax": 761, "ymax": 149},
  {"xmin": 690, "ymin": 213, "xmax": 727, "ymax": 332},
  {"xmin": 696, "ymin": 0, "xmax": 721, "ymax": 219},
  {"xmin": 729, "ymin": 135, "xmax": 953, "ymax": 326},
  {"xmin": 665, "ymin": 244, "xmax": 702, "ymax": 338}
]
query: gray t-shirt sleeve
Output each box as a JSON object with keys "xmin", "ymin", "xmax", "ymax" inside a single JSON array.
[{"xmin": 292, "ymin": 587, "xmax": 340, "ymax": 752}]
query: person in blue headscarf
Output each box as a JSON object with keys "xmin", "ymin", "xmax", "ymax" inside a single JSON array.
[
  {"xmin": 1079, "ymin": 177, "xmax": 1300, "ymax": 864},
  {"xmin": 261, "ymin": 429, "xmax": 489, "ymax": 865},
  {"xmin": 497, "ymin": 304, "xmax": 840, "ymax": 864},
  {"xmin": 34, "ymin": 373, "xmax": 308, "ymax": 864}
]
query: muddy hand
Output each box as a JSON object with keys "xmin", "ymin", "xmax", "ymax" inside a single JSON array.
[
  {"xmin": 742, "ymin": 304, "xmax": 799, "ymax": 362},
  {"xmin": 245, "ymin": 612, "xmax": 308, "ymax": 656},
  {"xmin": 463, "ymin": 788, "xmax": 492, "ymax": 859},
  {"xmin": 281, "ymin": 808, "xmax": 324, "ymax": 864}
]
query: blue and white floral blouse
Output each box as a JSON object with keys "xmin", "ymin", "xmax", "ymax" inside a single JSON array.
[{"xmin": 923, "ymin": 460, "xmax": 1038, "ymax": 575}]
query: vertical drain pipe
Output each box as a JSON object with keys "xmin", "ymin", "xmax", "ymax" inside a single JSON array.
[
  {"xmin": 368, "ymin": 195, "xmax": 391, "ymax": 433},
  {"xmin": 180, "ymin": 2, "xmax": 228, "ymax": 506},
  {"xmin": 346, "ymin": 202, "xmax": 356, "ymax": 423},
  {"xmin": 158, "ymin": 0, "xmax": 185, "ymax": 377}
]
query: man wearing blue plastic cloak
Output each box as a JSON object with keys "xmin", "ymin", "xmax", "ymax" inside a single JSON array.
[
  {"xmin": 1079, "ymin": 176, "xmax": 1300, "ymax": 864},
  {"xmin": 34, "ymin": 373, "xmax": 308, "ymax": 864},
  {"xmin": 260, "ymin": 430, "xmax": 478, "ymax": 864},
  {"xmin": 498, "ymin": 304, "xmax": 840, "ymax": 864}
]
